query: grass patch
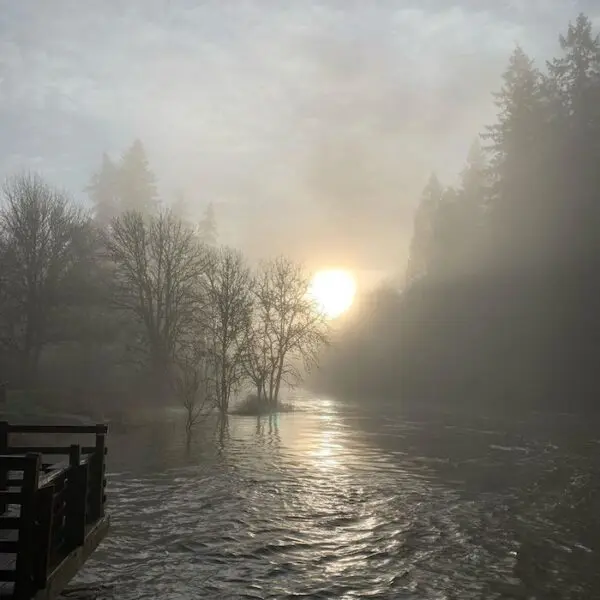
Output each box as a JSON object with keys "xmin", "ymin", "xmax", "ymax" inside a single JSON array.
[{"xmin": 230, "ymin": 394, "xmax": 295, "ymax": 416}]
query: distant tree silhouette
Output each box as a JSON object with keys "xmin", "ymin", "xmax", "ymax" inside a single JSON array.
[
  {"xmin": 87, "ymin": 140, "xmax": 159, "ymax": 226},
  {"xmin": 118, "ymin": 140, "xmax": 158, "ymax": 215},
  {"xmin": 198, "ymin": 202, "xmax": 217, "ymax": 246},
  {"xmin": 86, "ymin": 153, "xmax": 119, "ymax": 228},
  {"xmin": 324, "ymin": 13, "xmax": 600, "ymax": 417},
  {"xmin": 405, "ymin": 173, "xmax": 443, "ymax": 286},
  {"xmin": 0, "ymin": 173, "xmax": 88, "ymax": 384}
]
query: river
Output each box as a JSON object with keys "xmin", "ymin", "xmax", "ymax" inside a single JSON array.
[{"xmin": 67, "ymin": 395, "xmax": 600, "ymax": 599}]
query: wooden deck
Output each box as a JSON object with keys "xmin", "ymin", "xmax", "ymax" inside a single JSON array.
[{"xmin": 0, "ymin": 423, "xmax": 109, "ymax": 600}]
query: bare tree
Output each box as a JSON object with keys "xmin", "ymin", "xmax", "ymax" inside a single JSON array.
[
  {"xmin": 248, "ymin": 257, "xmax": 330, "ymax": 406},
  {"xmin": 105, "ymin": 210, "xmax": 207, "ymax": 399},
  {"xmin": 203, "ymin": 247, "xmax": 252, "ymax": 415},
  {"xmin": 171, "ymin": 337, "xmax": 213, "ymax": 432},
  {"xmin": 0, "ymin": 173, "xmax": 87, "ymax": 384},
  {"xmin": 240, "ymin": 272, "xmax": 274, "ymax": 402}
]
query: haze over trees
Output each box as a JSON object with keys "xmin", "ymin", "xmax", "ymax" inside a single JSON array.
[
  {"xmin": 321, "ymin": 13, "xmax": 600, "ymax": 414},
  {"xmin": 0, "ymin": 174, "xmax": 90, "ymax": 387},
  {"xmin": 3, "ymin": 13, "xmax": 599, "ymax": 421},
  {"xmin": 0, "ymin": 141, "xmax": 329, "ymax": 419}
]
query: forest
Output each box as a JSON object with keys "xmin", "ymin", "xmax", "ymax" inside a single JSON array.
[
  {"xmin": 3, "ymin": 14, "xmax": 600, "ymax": 421},
  {"xmin": 321, "ymin": 14, "xmax": 600, "ymax": 415},
  {"xmin": 0, "ymin": 141, "xmax": 328, "ymax": 424}
]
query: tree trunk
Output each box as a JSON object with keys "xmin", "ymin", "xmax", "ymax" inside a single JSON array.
[{"xmin": 273, "ymin": 356, "xmax": 285, "ymax": 405}]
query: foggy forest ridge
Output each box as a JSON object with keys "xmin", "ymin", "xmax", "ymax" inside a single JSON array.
[
  {"xmin": 1, "ymin": 7, "xmax": 600, "ymax": 420},
  {"xmin": 320, "ymin": 12, "xmax": 600, "ymax": 417}
]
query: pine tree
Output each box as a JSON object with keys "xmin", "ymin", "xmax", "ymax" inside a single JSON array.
[
  {"xmin": 547, "ymin": 13, "xmax": 600, "ymax": 125},
  {"xmin": 405, "ymin": 174, "xmax": 443, "ymax": 286},
  {"xmin": 429, "ymin": 143, "xmax": 488, "ymax": 280},
  {"xmin": 547, "ymin": 13, "xmax": 600, "ymax": 257},
  {"xmin": 86, "ymin": 153, "xmax": 119, "ymax": 228},
  {"xmin": 118, "ymin": 139, "xmax": 158, "ymax": 216},
  {"xmin": 198, "ymin": 203, "xmax": 217, "ymax": 246},
  {"xmin": 461, "ymin": 139, "xmax": 487, "ymax": 206},
  {"xmin": 483, "ymin": 46, "xmax": 547, "ymax": 267},
  {"xmin": 485, "ymin": 47, "xmax": 544, "ymax": 184}
]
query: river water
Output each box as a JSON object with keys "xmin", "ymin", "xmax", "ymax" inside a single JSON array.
[{"xmin": 67, "ymin": 395, "xmax": 600, "ymax": 599}]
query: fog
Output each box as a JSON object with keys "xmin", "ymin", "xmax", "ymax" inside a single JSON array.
[
  {"xmin": 3, "ymin": 4, "xmax": 600, "ymax": 598},
  {"xmin": 2, "ymin": 0, "xmax": 596, "ymax": 275}
]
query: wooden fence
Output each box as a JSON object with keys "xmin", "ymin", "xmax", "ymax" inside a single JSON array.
[{"xmin": 0, "ymin": 423, "xmax": 109, "ymax": 600}]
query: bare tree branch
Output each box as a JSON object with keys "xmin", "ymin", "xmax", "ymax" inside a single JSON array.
[
  {"xmin": 203, "ymin": 247, "xmax": 252, "ymax": 414},
  {"xmin": 104, "ymin": 209, "xmax": 208, "ymax": 399},
  {"xmin": 243, "ymin": 257, "xmax": 330, "ymax": 406},
  {"xmin": 0, "ymin": 172, "xmax": 88, "ymax": 384}
]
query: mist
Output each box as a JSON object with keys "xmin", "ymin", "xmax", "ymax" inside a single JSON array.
[
  {"xmin": 3, "ymin": 1, "xmax": 595, "ymax": 274},
  {"xmin": 2, "ymin": 3, "xmax": 600, "ymax": 599}
]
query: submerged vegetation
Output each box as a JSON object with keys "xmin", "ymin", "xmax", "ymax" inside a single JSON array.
[{"xmin": 230, "ymin": 393, "xmax": 295, "ymax": 416}]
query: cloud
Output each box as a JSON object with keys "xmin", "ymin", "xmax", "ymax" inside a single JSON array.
[{"xmin": 0, "ymin": 0, "xmax": 590, "ymax": 273}]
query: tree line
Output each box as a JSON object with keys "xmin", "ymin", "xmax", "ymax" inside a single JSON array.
[
  {"xmin": 0, "ymin": 141, "xmax": 328, "ymax": 423},
  {"xmin": 321, "ymin": 13, "xmax": 600, "ymax": 414}
]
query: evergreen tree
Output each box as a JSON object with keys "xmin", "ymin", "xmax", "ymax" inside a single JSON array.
[
  {"xmin": 483, "ymin": 46, "xmax": 547, "ymax": 267},
  {"xmin": 547, "ymin": 13, "xmax": 600, "ymax": 256},
  {"xmin": 86, "ymin": 153, "xmax": 119, "ymax": 228},
  {"xmin": 118, "ymin": 139, "xmax": 158, "ymax": 215},
  {"xmin": 405, "ymin": 174, "xmax": 443, "ymax": 286},
  {"xmin": 198, "ymin": 203, "xmax": 217, "ymax": 246},
  {"xmin": 461, "ymin": 139, "xmax": 488, "ymax": 210},
  {"xmin": 547, "ymin": 14, "xmax": 600, "ymax": 124}
]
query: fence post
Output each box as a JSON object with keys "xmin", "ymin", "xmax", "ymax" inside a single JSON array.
[
  {"xmin": 92, "ymin": 425, "xmax": 106, "ymax": 520},
  {"xmin": 14, "ymin": 453, "xmax": 40, "ymax": 600},
  {"xmin": 66, "ymin": 445, "xmax": 87, "ymax": 551},
  {"xmin": 33, "ymin": 484, "xmax": 54, "ymax": 589},
  {"xmin": 0, "ymin": 421, "xmax": 8, "ymax": 515}
]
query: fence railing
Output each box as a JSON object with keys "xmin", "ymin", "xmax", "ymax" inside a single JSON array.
[{"xmin": 0, "ymin": 423, "xmax": 108, "ymax": 600}]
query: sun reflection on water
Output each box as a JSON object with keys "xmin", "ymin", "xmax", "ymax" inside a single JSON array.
[
  {"xmin": 312, "ymin": 430, "xmax": 339, "ymax": 469},
  {"xmin": 310, "ymin": 402, "xmax": 346, "ymax": 470}
]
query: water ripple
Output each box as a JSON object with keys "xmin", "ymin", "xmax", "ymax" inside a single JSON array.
[{"xmin": 66, "ymin": 398, "xmax": 599, "ymax": 599}]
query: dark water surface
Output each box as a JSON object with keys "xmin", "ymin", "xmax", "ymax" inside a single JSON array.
[{"xmin": 67, "ymin": 396, "xmax": 600, "ymax": 599}]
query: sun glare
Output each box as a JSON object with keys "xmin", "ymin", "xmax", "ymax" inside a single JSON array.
[{"xmin": 310, "ymin": 269, "xmax": 356, "ymax": 319}]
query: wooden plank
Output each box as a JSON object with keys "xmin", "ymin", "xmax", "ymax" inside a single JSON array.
[
  {"xmin": 0, "ymin": 491, "xmax": 22, "ymax": 503},
  {"xmin": 38, "ymin": 457, "xmax": 90, "ymax": 490},
  {"xmin": 31, "ymin": 516, "xmax": 109, "ymax": 600},
  {"xmin": 0, "ymin": 456, "xmax": 41, "ymax": 470},
  {"xmin": 5, "ymin": 447, "xmax": 73, "ymax": 456},
  {"xmin": 14, "ymin": 453, "xmax": 40, "ymax": 600},
  {"xmin": 65, "ymin": 447, "xmax": 87, "ymax": 551},
  {"xmin": 33, "ymin": 485, "xmax": 54, "ymax": 589},
  {"xmin": 0, "ymin": 540, "xmax": 18, "ymax": 553},
  {"xmin": 39, "ymin": 468, "xmax": 68, "ymax": 489},
  {"xmin": 90, "ymin": 432, "xmax": 107, "ymax": 520},
  {"xmin": 0, "ymin": 519, "xmax": 20, "ymax": 530},
  {"xmin": 0, "ymin": 423, "xmax": 7, "ymax": 515},
  {"xmin": 8, "ymin": 424, "xmax": 107, "ymax": 435}
]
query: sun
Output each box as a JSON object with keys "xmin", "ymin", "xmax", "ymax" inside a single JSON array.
[{"xmin": 310, "ymin": 269, "xmax": 356, "ymax": 319}]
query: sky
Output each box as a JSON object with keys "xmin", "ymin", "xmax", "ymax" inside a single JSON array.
[{"xmin": 0, "ymin": 0, "xmax": 597, "ymax": 282}]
